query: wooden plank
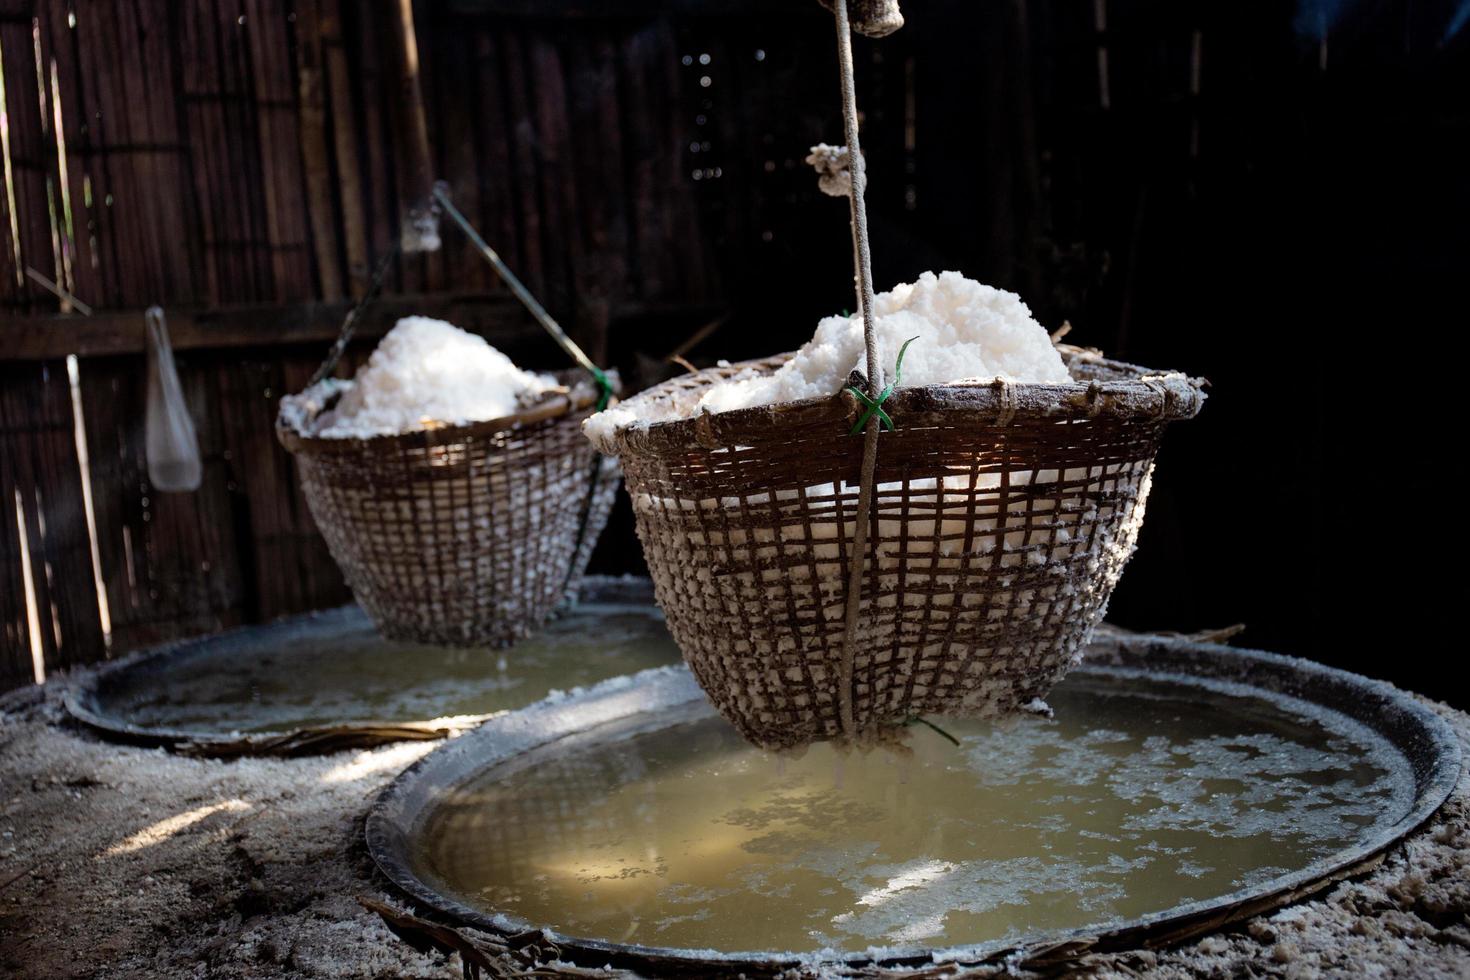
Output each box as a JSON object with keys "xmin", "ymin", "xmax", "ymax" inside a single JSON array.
[
  {"xmin": 0, "ymin": 15, "xmax": 21, "ymax": 310},
  {"xmin": 320, "ymin": 0, "xmax": 369, "ymax": 293},
  {"xmin": 622, "ymin": 20, "xmax": 700, "ymax": 302},
  {"xmin": 350, "ymin": 2, "xmax": 400, "ymax": 294},
  {"xmin": 527, "ymin": 35, "xmax": 579, "ymax": 330},
  {"xmin": 497, "ymin": 30, "xmax": 547, "ymax": 304},
  {"xmin": 39, "ymin": 0, "xmax": 105, "ymax": 310},
  {"xmin": 179, "ymin": 0, "xmax": 275, "ymax": 305},
  {"xmin": 103, "ymin": 0, "xmax": 192, "ymax": 305},
  {"xmin": 0, "ymin": 359, "xmax": 105, "ymax": 674},
  {"xmin": 176, "ymin": 0, "xmax": 227, "ymax": 303},
  {"xmin": 566, "ymin": 35, "xmax": 630, "ymax": 363},
  {"xmin": 66, "ymin": 0, "xmax": 200, "ymax": 309},
  {"xmin": 385, "ymin": 0, "xmax": 434, "ymax": 231},
  {"xmin": 219, "ymin": 0, "xmax": 278, "ymax": 303},
  {"xmin": 1, "ymin": 290, "xmax": 540, "ymax": 359},
  {"xmin": 243, "ymin": 0, "xmax": 314, "ymax": 302},
  {"xmin": 0, "ymin": 365, "xmax": 39, "ymax": 688},
  {"xmin": 0, "ymin": 17, "xmax": 58, "ymax": 313},
  {"xmin": 277, "ymin": 354, "xmax": 352, "ymax": 609},
  {"xmin": 1, "ymin": 365, "xmax": 64, "ymax": 673},
  {"xmin": 215, "ymin": 351, "xmax": 349, "ymax": 620},
  {"xmin": 291, "ymin": 0, "xmax": 345, "ymax": 301},
  {"xmin": 77, "ymin": 0, "xmax": 145, "ymax": 307},
  {"xmin": 214, "ymin": 355, "xmax": 290, "ymax": 618},
  {"xmin": 432, "ymin": 20, "xmax": 486, "ymax": 290},
  {"xmin": 28, "ymin": 357, "xmax": 105, "ymax": 670},
  {"xmin": 469, "ymin": 28, "xmax": 523, "ymax": 289},
  {"xmin": 77, "ymin": 352, "xmax": 244, "ymax": 655},
  {"xmin": 407, "ymin": 0, "xmax": 446, "ymax": 294},
  {"xmin": 135, "ymin": 0, "xmax": 199, "ymax": 304},
  {"xmin": 0, "ymin": 460, "xmax": 31, "ymax": 689}
]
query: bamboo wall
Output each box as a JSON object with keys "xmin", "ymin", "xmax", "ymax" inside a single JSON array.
[{"xmin": 0, "ymin": 0, "xmax": 847, "ymax": 690}]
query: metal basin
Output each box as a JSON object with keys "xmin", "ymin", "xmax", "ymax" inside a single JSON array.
[
  {"xmin": 366, "ymin": 632, "xmax": 1460, "ymax": 975},
  {"xmin": 65, "ymin": 578, "xmax": 678, "ymax": 756}
]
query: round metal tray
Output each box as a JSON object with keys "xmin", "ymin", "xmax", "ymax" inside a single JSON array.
[
  {"xmin": 366, "ymin": 631, "xmax": 1461, "ymax": 976},
  {"xmin": 64, "ymin": 577, "xmax": 677, "ymax": 757}
]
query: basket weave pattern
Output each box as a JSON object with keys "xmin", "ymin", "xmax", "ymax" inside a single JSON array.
[
  {"xmin": 600, "ymin": 348, "xmax": 1203, "ymax": 748},
  {"xmin": 280, "ymin": 391, "xmax": 616, "ymax": 648}
]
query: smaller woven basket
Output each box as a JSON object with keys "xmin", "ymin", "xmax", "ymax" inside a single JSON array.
[
  {"xmin": 588, "ymin": 345, "xmax": 1204, "ymax": 749},
  {"xmin": 278, "ymin": 374, "xmax": 619, "ymax": 648}
]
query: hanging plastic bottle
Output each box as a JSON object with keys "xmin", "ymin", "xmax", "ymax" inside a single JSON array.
[{"xmin": 144, "ymin": 306, "xmax": 202, "ymax": 492}]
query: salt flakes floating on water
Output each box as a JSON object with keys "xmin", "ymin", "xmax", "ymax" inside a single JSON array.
[
  {"xmin": 311, "ymin": 316, "xmax": 556, "ymax": 439},
  {"xmin": 583, "ymin": 271, "xmax": 1070, "ymax": 445}
]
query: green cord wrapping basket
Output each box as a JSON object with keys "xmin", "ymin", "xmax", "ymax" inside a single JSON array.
[
  {"xmin": 587, "ymin": 345, "xmax": 1204, "ymax": 749},
  {"xmin": 278, "ymin": 373, "xmax": 619, "ymax": 648}
]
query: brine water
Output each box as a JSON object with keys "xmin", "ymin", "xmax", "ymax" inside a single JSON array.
[
  {"xmin": 417, "ymin": 671, "xmax": 1411, "ymax": 954},
  {"xmin": 107, "ymin": 604, "xmax": 679, "ymax": 734}
]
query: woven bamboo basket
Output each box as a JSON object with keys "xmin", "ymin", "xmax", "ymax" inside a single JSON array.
[
  {"xmin": 587, "ymin": 345, "xmax": 1204, "ymax": 749},
  {"xmin": 278, "ymin": 374, "xmax": 619, "ymax": 648}
]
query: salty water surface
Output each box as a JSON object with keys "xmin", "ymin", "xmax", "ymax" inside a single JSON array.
[
  {"xmin": 419, "ymin": 671, "xmax": 1410, "ymax": 954},
  {"xmin": 103, "ymin": 604, "xmax": 679, "ymax": 734}
]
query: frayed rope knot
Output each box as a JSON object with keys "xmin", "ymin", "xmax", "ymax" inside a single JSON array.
[{"xmin": 845, "ymin": 336, "xmax": 919, "ymax": 435}]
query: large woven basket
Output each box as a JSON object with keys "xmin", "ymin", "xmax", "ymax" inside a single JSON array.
[
  {"xmin": 588, "ymin": 345, "xmax": 1204, "ymax": 748},
  {"xmin": 278, "ymin": 375, "xmax": 619, "ymax": 647}
]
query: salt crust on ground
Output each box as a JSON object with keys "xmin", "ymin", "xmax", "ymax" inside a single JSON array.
[
  {"xmin": 583, "ymin": 271, "xmax": 1071, "ymax": 445},
  {"xmin": 2, "ymin": 674, "xmax": 1467, "ymax": 979},
  {"xmin": 313, "ymin": 316, "xmax": 555, "ymax": 438}
]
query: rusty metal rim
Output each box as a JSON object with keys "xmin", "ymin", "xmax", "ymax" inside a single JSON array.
[{"xmin": 364, "ymin": 635, "xmax": 1461, "ymax": 976}]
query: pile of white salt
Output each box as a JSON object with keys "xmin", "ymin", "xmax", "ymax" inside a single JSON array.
[
  {"xmin": 310, "ymin": 316, "xmax": 556, "ymax": 439},
  {"xmin": 584, "ymin": 271, "xmax": 1069, "ymax": 444}
]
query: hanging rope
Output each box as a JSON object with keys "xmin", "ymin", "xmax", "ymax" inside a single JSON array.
[
  {"xmin": 429, "ymin": 182, "xmax": 618, "ymax": 594},
  {"xmin": 307, "ymin": 245, "xmax": 403, "ymax": 389},
  {"xmin": 432, "ymin": 183, "xmax": 615, "ymax": 411},
  {"xmin": 832, "ymin": 0, "xmax": 887, "ymax": 740}
]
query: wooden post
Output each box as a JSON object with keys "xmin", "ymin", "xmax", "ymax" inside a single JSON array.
[
  {"xmin": 294, "ymin": 0, "xmax": 345, "ymax": 301},
  {"xmin": 320, "ymin": 0, "xmax": 369, "ymax": 293},
  {"xmin": 386, "ymin": 0, "xmax": 436, "ymax": 251}
]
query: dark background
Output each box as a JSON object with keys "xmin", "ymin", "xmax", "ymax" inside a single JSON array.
[{"xmin": 584, "ymin": 0, "xmax": 1470, "ymax": 708}]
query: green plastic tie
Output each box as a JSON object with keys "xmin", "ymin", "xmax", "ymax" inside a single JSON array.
[
  {"xmin": 590, "ymin": 366, "xmax": 614, "ymax": 411},
  {"xmin": 845, "ymin": 335, "xmax": 918, "ymax": 436}
]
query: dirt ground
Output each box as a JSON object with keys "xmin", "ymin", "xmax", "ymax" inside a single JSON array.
[{"xmin": 2, "ymin": 672, "xmax": 1467, "ymax": 980}]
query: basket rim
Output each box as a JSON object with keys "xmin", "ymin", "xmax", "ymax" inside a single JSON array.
[
  {"xmin": 276, "ymin": 369, "xmax": 614, "ymax": 455},
  {"xmin": 592, "ymin": 344, "xmax": 1205, "ymax": 457}
]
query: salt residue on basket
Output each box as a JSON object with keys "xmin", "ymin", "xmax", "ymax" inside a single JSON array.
[
  {"xmin": 293, "ymin": 316, "xmax": 558, "ymax": 439},
  {"xmin": 584, "ymin": 271, "xmax": 1069, "ymax": 445},
  {"xmin": 627, "ymin": 457, "xmax": 1151, "ymax": 682}
]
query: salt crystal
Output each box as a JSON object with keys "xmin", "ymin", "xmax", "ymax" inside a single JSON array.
[
  {"xmin": 583, "ymin": 271, "xmax": 1070, "ymax": 444},
  {"xmin": 310, "ymin": 316, "xmax": 556, "ymax": 439}
]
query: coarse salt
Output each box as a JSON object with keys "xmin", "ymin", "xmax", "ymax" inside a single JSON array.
[
  {"xmin": 310, "ymin": 316, "xmax": 556, "ymax": 439},
  {"xmin": 583, "ymin": 271, "xmax": 1069, "ymax": 444}
]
